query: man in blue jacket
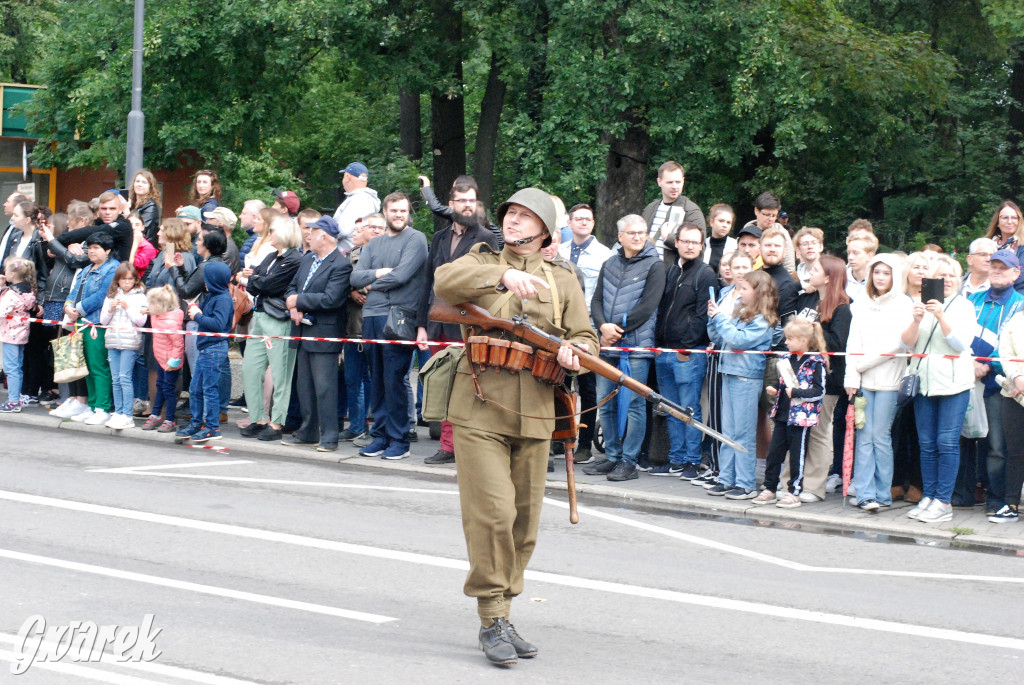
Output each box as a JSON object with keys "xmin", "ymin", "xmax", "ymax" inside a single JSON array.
[{"xmin": 177, "ymin": 261, "xmax": 233, "ymax": 442}]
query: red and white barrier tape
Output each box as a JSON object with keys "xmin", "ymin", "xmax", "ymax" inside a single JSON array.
[{"xmin": 3, "ymin": 314, "xmax": 1020, "ymax": 363}]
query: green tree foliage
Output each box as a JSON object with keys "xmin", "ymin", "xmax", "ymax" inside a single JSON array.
[{"xmin": 12, "ymin": 0, "xmax": 1024, "ymax": 255}]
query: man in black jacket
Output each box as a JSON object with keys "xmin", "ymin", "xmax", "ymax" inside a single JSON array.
[
  {"xmin": 652, "ymin": 224, "xmax": 718, "ymax": 479},
  {"xmin": 416, "ymin": 181, "xmax": 499, "ymax": 464},
  {"xmin": 57, "ymin": 191, "xmax": 133, "ymax": 263},
  {"xmin": 284, "ymin": 216, "xmax": 351, "ymax": 452}
]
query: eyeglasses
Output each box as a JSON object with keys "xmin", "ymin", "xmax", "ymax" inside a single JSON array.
[
  {"xmin": 969, "ymin": 252, "xmax": 993, "ymax": 258},
  {"xmin": 999, "ymin": 214, "xmax": 1019, "ymax": 221},
  {"xmin": 621, "ymin": 231, "xmax": 647, "ymax": 239},
  {"xmin": 676, "ymin": 239, "xmax": 702, "ymax": 247},
  {"xmin": 571, "ymin": 216, "xmax": 594, "ymax": 223}
]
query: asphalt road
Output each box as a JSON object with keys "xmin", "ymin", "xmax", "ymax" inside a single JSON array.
[{"xmin": 1, "ymin": 423, "xmax": 1022, "ymax": 684}]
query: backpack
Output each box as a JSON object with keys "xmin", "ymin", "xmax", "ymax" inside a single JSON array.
[{"xmin": 419, "ymin": 346, "xmax": 464, "ymax": 422}]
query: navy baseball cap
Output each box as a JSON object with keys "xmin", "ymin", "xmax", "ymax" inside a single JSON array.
[
  {"xmin": 990, "ymin": 249, "xmax": 1021, "ymax": 269},
  {"xmin": 342, "ymin": 162, "xmax": 369, "ymax": 178},
  {"xmin": 308, "ymin": 216, "xmax": 340, "ymax": 238}
]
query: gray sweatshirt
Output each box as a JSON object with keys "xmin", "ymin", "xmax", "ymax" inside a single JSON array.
[{"xmin": 349, "ymin": 227, "xmax": 429, "ymax": 317}]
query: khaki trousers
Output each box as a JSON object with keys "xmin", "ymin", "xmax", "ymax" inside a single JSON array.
[{"xmin": 452, "ymin": 425, "xmax": 550, "ymax": 620}]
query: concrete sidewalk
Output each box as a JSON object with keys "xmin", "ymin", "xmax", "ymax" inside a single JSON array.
[{"xmin": 5, "ymin": 405, "xmax": 1024, "ymax": 553}]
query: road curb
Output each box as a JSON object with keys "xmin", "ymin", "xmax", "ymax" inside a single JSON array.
[{"xmin": 3, "ymin": 412, "xmax": 1020, "ymax": 552}]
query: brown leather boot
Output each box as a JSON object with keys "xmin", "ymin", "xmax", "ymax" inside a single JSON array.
[{"xmin": 905, "ymin": 485, "xmax": 923, "ymax": 503}]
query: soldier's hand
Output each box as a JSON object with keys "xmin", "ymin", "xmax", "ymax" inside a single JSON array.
[
  {"xmin": 500, "ymin": 269, "xmax": 549, "ymax": 300},
  {"xmin": 556, "ymin": 342, "xmax": 581, "ymax": 372}
]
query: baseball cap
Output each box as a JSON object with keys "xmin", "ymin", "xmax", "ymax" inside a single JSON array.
[
  {"xmin": 204, "ymin": 206, "xmax": 238, "ymax": 229},
  {"xmin": 342, "ymin": 162, "xmax": 369, "ymax": 179},
  {"xmin": 176, "ymin": 206, "xmax": 202, "ymax": 221},
  {"xmin": 737, "ymin": 224, "xmax": 763, "ymax": 240},
  {"xmin": 990, "ymin": 249, "xmax": 1021, "ymax": 269},
  {"xmin": 308, "ymin": 216, "xmax": 340, "ymax": 238},
  {"xmin": 272, "ymin": 189, "xmax": 300, "ymax": 214}
]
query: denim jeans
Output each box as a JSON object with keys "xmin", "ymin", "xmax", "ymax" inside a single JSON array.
[
  {"xmin": 852, "ymin": 389, "xmax": 898, "ymax": 505},
  {"xmin": 343, "ymin": 342, "xmax": 369, "ymax": 434},
  {"xmin": 3, "ymin": 342, "xmax": 24, "ymax": 401},
  {"xmin": 596, "ymin": 354, "xmax": 651, "ymax": 466},
  {"xmin": 107, "ymin": 348, "xmax": 139, "ymax": 416},
  {"xmin": 914, "ymin": 390, "xmax": 970, "ymax": 504},
  {"xmin": 153, "ymin": 367, "xmax": 180, "ymax": 421},
  {"xmin": 185, "ymin": 320, "xmax": 231, "ymax": 411},
  {"xmin": 132, "ymin": 352, "xmax": 148, "ymax": 401},
  {"xmin": 363, "ymin": 315, "xmax": 414, "ymax": 447},
  {"xmin": 655, "ymin": 351, "xmax": 708, "ymax": 465},
  {"xmin": 189, "ymin": 342, "xmax": 227, "ymax": 430},
  {"xmin": 719, "ymin": 374, "xmax": 761, "ymax": 490}
]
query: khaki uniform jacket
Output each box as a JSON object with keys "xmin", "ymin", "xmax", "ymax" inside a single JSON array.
[{"xmin": 434, "ymin": 243, "xmax": 600, "ymax": 440}]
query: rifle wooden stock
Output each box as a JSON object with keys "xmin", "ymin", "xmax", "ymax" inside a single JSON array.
[{"xmin": 429, "ymin": 300, "xmax": 697, "ymax": 426}]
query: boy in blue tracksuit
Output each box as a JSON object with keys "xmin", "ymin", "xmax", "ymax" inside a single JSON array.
[{"xmin": 177, "ymin": 261, "xmax": 233, "ymax": 442}]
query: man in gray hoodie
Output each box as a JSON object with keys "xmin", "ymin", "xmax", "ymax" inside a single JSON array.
[{"xmin": 350, "ymin": 191, "xmax": 428, "ymax": 460}]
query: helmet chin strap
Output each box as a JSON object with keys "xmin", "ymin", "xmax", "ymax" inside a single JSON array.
[{"xmin": 508, "ymin": 231, "xmax": 547, "ymax": 247}]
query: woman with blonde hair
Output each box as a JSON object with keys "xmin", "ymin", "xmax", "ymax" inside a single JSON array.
[
  {"xmin": 236, "ymin": 216, "xmax": 303, "ymax": 441},
  {"xmin": 901, "ymin": 255, "xmax": 977, "ymax": 523}
]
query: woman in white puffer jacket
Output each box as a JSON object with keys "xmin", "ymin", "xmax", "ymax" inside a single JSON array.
[{"xmin": 844, "ymin": 253, "xmax": 912, "ymax": 509}]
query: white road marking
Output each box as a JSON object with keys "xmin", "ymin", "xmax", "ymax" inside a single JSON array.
[
  {"xmin": 89, "ymin": 461, "xmax": 460, "ymax": 495},
  {"xmin": 0, "ymin": 634, "xmax": 260, "ymax": 684},
  {"xmin": 90, "ymin": 460, "xmax": 255, "ymax": 474},
  {"xmin": 0, "ymin": 648, "xmax": 165, "ymax": 684},
  {"xmin": 0, "ymin": 490, "xmax": 1021, "ymax": 651},
  {"xmin": 84, "ymin": 461, "xmax": 1024, "ymax": 584},
  {"xmin": 0, "ymin": 548, "xmax": 397, "ymax": 625},
  {"xmin": 543, "ymin": 498, "xmax": 1024, "ymax": 583}
]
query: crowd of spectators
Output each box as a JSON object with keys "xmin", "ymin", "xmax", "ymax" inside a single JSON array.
[{"xmin": 2, "ymin": 162, "xmax": 1023, "ymax": 526}]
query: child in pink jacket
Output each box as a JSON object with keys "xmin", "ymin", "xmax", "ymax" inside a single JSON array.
[
  {"xmin": 0, "ymin": 257, "xmax": 38, "ymax": 412},
  {"xmin": 141, "ymin": 285, "xmax": 185, "ymax": 432}
]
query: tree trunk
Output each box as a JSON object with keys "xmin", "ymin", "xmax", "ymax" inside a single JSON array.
[
  {"xmin": 595, "ymin": 113, "xmax": 650, "ymax": 245},
  {"xmin": 399, "ymin": 88, "xmax": 422, "ymax": 160},
  {"xmin": 472, "ymin": 51, "xmax": 506, "ymax": 209},
  {"xmin": 429, "ymin": 10, "xmax": 466, "ymax": 232},
  {"xmin": 1008, "ymin": 40, "xmax": 1024, "ymax": 197}
]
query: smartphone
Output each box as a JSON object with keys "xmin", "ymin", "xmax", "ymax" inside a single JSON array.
[
  {"xmin": 921, "ymin": 277, "xmax": 944, "ymax": 304},
  {"xmin": 708, "ymin": 286, "xmax": 715, "ymax": 302}
]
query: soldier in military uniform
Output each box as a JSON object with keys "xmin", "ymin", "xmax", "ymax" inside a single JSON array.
[{"xmin": 433, "ymin": 188, "xmax": 599, "ymax": 666}]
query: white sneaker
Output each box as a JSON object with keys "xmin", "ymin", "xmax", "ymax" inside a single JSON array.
[
  {"xmin": 847, "ymin": 482, "xmax": 856, "ymax": 497},
  {"xmin": 906, "ymin": 497, "xmax": 934, "ymax": 520},
  {"xmin": 825, "ymin": 473, "xmax": 842, "ymax": 493},
  {"xmin": 105, "ymin": 413, "xmax": 132, "ymax": 429},
  {"xmin": 49, "ymin": 398, "xmax": 81, "ymax": 418},
  {"xmin": 70, "ymin": 406, "xmax": 97, "ymax": 422},
  {"xmin": 917, "ymin": 499, "xmax": 953, "ymax": 524},
  {"xmin": 84, "ymin": 410, "xmax": 111, "ymax": 426},
  {"xmin": 798, "ymin": 492, "xmax": 822, "ymax": 503}
]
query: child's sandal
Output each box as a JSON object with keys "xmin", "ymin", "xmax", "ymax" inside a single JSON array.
[{"xmin": 776, "ymin": 493, "xmax": 802, "ymax": 509}]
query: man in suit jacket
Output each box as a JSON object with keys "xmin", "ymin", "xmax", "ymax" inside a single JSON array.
[
  {"xmin": 284, "ymin": 216, "xmax": 351, "ymax": 452},
  {"xmin": 415, "ymin": 182, "xmax": 500, "ymax": 464}
]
